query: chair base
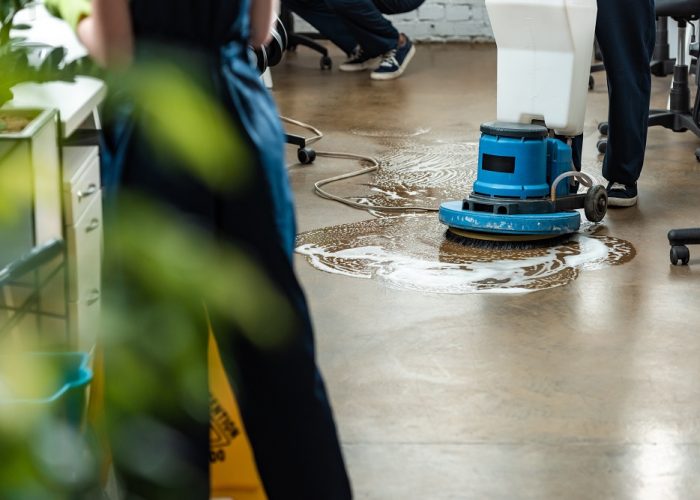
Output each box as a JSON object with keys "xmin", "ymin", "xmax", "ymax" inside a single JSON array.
[
  {"xmin": 596, "ymin": 109, "xmax": 700, "ymax": 159},
  {"xmin": 668, "ymin": 228, "xmax": 700, "ymax": 265},
  {"xmin": 285, "ymin": 134, "xmax": 316, "ymax": 165}
]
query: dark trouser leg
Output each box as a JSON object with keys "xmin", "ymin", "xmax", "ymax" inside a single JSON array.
[
  {"xmin": 598, "ymin": 0, "xmax": 655, "ymax": 185},
  {"xmin": 104, "ymin": 126, "xmax": 213, "ymax": 500},
  {"xmin": 282, "ymin": 0, "xmax": 358, "ymax": 54},
  {"xmin": 324, "ymin": 0, "xmax": 400, "ymax": 57},
  {"xmin": 572, "ymin": 134, "xmax": 583, "ymax": 171},
  {"xmin": 214, "ymin": 286, "xmax": 351, "ymax": 500},
  {"xmin": 213, "ymin": 82, "xmax": 351, "ymax": 497},
  {"xmin": 214, "ymin": 183, "xmax": 352, "ymax": 500},
  {"xmin": 574, "ymin": 0, "xmax": 655, "ymax": 184},
  {"xmin": 373, "ymin": 0, "xmax": 425, "ymax": 14}
]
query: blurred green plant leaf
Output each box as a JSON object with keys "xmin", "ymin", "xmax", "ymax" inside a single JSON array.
[
  {"xmin": 107, "ymin": 195, "xmax": 296, "ymax": 350},
  {"xmin": 0, "ymin": 4, "xmax": 84, "ymax": 108}
]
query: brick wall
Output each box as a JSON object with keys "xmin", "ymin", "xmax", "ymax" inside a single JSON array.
[{"xmin": 292, "ymin": 0, "xmax": 494, "ymax": 43}]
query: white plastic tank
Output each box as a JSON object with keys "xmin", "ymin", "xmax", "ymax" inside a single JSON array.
[{"xmin": 485, "ymin": 0, "xmax": 597, "ymax": 136}]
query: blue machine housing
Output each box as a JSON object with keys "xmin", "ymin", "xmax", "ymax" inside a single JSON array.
[
  {"xmin": 473, "ymin": 128, "xmax": 572, "ymax": 200},
  {"xmin": 473, "ymin": 133, "xmax": 550, "ymax": 198},
  {"xmin": 439, "ymin": 121, "xmax": 582, "ymax": 237}
]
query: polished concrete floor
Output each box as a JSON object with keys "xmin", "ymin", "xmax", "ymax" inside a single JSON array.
[{"xmin": 272, "ymin": 44, "xmax": 700, "ymax": 499}]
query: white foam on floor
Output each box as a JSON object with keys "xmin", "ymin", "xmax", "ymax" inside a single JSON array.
[{"xmin": 296, "ymin": 234, "xmax": 615, "ymax": 295}]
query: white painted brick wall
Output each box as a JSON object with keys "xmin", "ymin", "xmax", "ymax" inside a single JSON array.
[{"xmin": 291, "ymin": 0, "xmax": 493, "ymax": 43}]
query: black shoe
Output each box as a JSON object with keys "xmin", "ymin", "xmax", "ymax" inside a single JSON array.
[
  {"xmin": 339, "ymin": 45, "xmax": 380, "ymax": 72},
  {"xmin": 606, "ymin": 182, "xmax": 638, "ymax": 207}
]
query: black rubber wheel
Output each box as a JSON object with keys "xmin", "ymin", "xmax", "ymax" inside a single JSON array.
[
  {"xmin": 584, "ymin": 184, "xmax": 608, "ymax": 223},
  {"xmin": 298, "ymin": 147, "xmax": 316, "ymax": 164},
  {"xmin": 670, "ymin": 245, "xmax": 690, "ymax": 266},
  {"xmin": 695, "ymin": 148, "xmax": 700, "ymax": 162},
  {"xmin": 596, "ymin": 139, "xmax": 607, "ymax": 154},
  {"xmin": 598, "ymin": 122, "xmax": 609, "ymax": 135},
  {"xmin": 321, "ymin": 55, "xmax": 332, "ymax": 70},
  {"xmin": 588, "ymin": 75, "xmax": 595, "ymax": 90}
]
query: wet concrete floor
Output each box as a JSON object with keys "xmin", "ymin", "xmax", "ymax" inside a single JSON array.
[{"xmin": 273, "ymin": 44, "xmax": 700, "ymax": 499}]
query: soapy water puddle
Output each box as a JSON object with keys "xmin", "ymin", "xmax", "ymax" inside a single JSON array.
[
  {"xmin": 349, "ymin": 142, "xmax": 604, "ymax": 214},
  {"xmin": 296, "ymin": 215, "xmax": 635, "ymax": 294},
  {"xmin": 350, "ymin": 127, "xmax": 431, "ymax": 138},
  {"xmin": 296, "ymin": 139, "xmax": 633, "ymax": 294}
]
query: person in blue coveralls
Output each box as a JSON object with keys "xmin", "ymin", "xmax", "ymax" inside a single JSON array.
[{"xmin": 45, "ymin": 0, "xmax": 352, "ymax": 498}]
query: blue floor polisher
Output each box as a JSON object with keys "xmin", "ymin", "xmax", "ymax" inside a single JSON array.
[
  {"xmin": 440, "ymin": 0, "xmax": 606, "ymax": 244},
  {"xmin": 439, "ymin": 121, "xmax": 608, "ymax": 243}
]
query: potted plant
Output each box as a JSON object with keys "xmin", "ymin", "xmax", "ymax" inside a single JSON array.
[
  {"xmin": 1, "ymin": 0, "xmax": 85, "ymax": 126},
  {"xmin": 0, "ymin": 0, "xmax": 87, "ymax": 255}
]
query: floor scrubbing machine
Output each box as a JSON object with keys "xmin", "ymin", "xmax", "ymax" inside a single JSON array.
[{"xmin": 440, "ymin": 0, "xmax": 608, "ymax": 242}]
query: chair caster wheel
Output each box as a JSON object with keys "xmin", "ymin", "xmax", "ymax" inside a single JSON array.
[
  {"xmin": 598, "ymin": 122, "xmax": 608, "ymax": 135},
  {"xmin": 584, "ymin": 185, "xmax": 608, "ymax": 223},
  {"xmin": 298, "ymin": 147, "xmax": 316, "ymax": 164},
  {"xmin": 695, "ymin": 148, "xmax": 700, "ymax": 162},
  {"xmin": 670, "ymin": 245, "xmax": 690, "ymax": 266},
  {"xmin": 596, "ymin": 139, "xmax": 607, "ymax": 154},
  {"xmin": 588, "ymin": 75, "xmax": 595, "ymax": 90},
  {"xmin": 320, "ymin": 56, "xmax": 332, "ymax": 70}
]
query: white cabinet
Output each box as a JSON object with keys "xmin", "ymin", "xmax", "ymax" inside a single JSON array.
[
  {"xmin": 6, "ymin": 78, "xmax": 107, "ymax": 352},
  {"xmin": 63, "ymin": 146, "xmax": 102, "ymax": 352},
  {"xmin": 63, "ymin": 146, "xmax": 101, "ymax": 225}
]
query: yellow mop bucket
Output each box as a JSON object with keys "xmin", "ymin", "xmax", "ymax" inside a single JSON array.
[{"xmin": 209, "ymin": 332, "xmax": 266, "ymax": 500}]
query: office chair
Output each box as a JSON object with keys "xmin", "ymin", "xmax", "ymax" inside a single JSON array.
[
  {"xmin": 651, "ymin": 16, "xmax": 678, "ymax": 76},
  {"xmin": 658, "ymin": 1, "xmax": 700, "ymax": 266},
  {"xmin": 597, "ymin": 1, "xmax": 700, "ymax": 156},
  {"xmin": 272, "ymin": 9, "xmax": 327, "ymax": 163},
  {"xmin": 669, "ymin": 228, "xmax": 700, "ymax": 264},
  {"xmin": 280, "ymin": 7, "xmax": 333, "ymax": 70}
]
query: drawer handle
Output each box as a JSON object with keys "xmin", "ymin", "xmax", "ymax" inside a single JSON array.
[
  {"xmin": 78, "ymin": 183, "xmax": 98, "ymax": 201},
  {"xmin": 85, "ymin": 218, "xmax": 100, "ymax": 233},
  {"xmin": 86, "ymin": 289, "xmax": 101, "ymax": 305}
]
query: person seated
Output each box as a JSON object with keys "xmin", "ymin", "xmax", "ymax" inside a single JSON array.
[{"xmin": 283, "ymin": 0, "xmax": 425, "ymax": 80}]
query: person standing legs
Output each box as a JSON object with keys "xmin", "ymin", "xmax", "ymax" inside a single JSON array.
[{"xmin": 573, "ymin": 0, "xmax": 655, "ymax": 206}]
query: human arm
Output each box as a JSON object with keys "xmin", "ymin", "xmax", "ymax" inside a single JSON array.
[
  {"xmin": 249, "ymin": 0, "xmax": 279, "ymax": 48},
  {"xmin": 75, "ymin": 0, "xmax": 134, "ymax": 68}
]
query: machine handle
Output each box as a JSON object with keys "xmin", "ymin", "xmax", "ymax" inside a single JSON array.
[
  {"xmin": 85, "ymin": 218, "xmax": 100, "ymax": 233},
  {"xmin": 78, "ymin": 184, "xmax": 98, "ymax": 201},
  {"xmin": 86, "ymin": 289, "xmax": 101, "ymax": 305}
]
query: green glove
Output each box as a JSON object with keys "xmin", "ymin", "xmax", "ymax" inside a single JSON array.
[{"xmin": 44, "ymin": 0, "xmax": 92, "ymax": 31}]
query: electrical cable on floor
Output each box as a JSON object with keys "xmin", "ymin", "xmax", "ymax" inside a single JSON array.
[
  {"xmin": 280, "ymin": 116, "xmax": 439, "ymax": 214},
  {"xmin": 281, "ymin": 116, "xmax": 323, "ymax": 145}
]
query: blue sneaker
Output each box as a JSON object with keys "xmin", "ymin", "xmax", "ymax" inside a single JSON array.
[
  {"xmin": 370, "ymin": 35, "xmax": 416, "ymax": 81},
  {"xmin": 607, "ymin": 181, "xmax": 638, "ymax": 207}
]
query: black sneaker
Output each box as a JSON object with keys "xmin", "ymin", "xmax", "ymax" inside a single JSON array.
[
  {"xmin": 607, "ymin": 182, "xmax": 638, "ymax": 207},
  {"xmin": 370, "ymin": 35, "xmax": 416, "ymax": 81},
  {"xmin": 339, "ymin": 46, "xmax": 380, "ymax": 72}
]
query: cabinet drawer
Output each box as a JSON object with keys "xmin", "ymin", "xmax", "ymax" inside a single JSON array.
[
  {"xmin": 69, "ymin": 292, "xmax": 101, "ymax": 352},
  {"xmin": 63, "ymin": 146, "xmax": 100, "ymax": 225},
  {"xmin": 66, "ymin": 193, "xmax": 102, "ymax": 302}
]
